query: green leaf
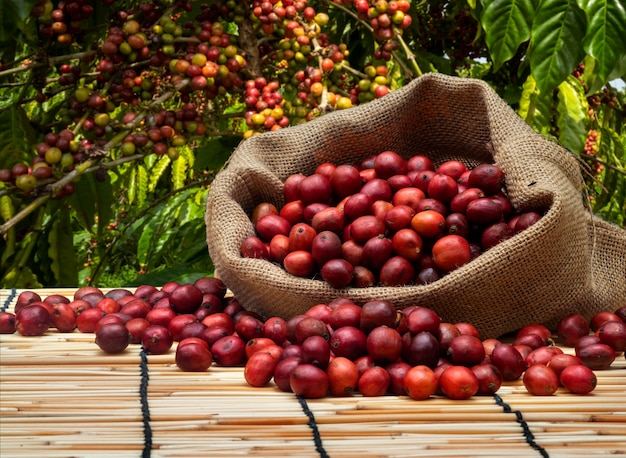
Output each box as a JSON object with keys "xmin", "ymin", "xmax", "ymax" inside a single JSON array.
[
  {"xmin": 557, "ymin": 75, "xmax": 590, "ymax": 153},
  {"xmin": 579, "ymin": 0, "xmax": 626, "ymax": 82},
  {"xmin": 170, "ymin": 220, "xmax": 209, "ymax": 263},
  {"xmin": 137, "ymin": 223, "xmax": 155, "ymax": 269},
  {"xmin": 149, "ymin": 227, "xmax": 176, "ymax": 265},
  {"xmin": 71, "ymin": 176, "xmax": 97, "ymax": 230},
  {"xmin": 0, "ymin": 183, "xmax": 16, "ymax": 266},
  {"xmin": 581, "ymin": 54, "xmax": 605, "ymax": 94},
  {"xmin": 517, "ymin": 74, "xmax": 554, "ymax": 132},
  {"xmin": 94, "ymin": 177, "xmax": 114, "ymax": 237},
  {"xmin": 0, "ymin": 106, "xmax": 36, "ymax": 167},
  {"xmin": 1, "ymin": 266, "xmax": 42, "ymax": 289},
  {"xmin": 148, "ymin": 155, "xmax": 171, "ymax": 192},
  {"xmin": 592, "ymin": 127, "xmax": 625, "ymax": 215},
  {"xmin": 0, "ymin": 186, "xmax": 15, "ymax": 223},
  {"xmin": 127, "ymin": 265, "xmax": 210, "ymax": 287},
  {"xmin": 171, "ymin": 154, "xmax": 186, "ymax": 190},
  {"xmin": 608, "ymin": 54, "xmax": 626, "ymax": 80},
  {"xmin": 193, "ymin": 187, "xmax": 209, "ymax": 207},
  {"xmin": 193, "ymin": 138, "xmax": 239, "ymax": 171},
  {"xmin": 595, "ymin": 162, "xmax": 618, "ymax": 209},
  {"xmin": 480, "ymin": 0, "xmax": 535, "ymax": 70},
  {"xmin": 529, "ymin": 0, "xmax": 587, "ymax": 94},
  {"xmin": 127, "ymin": 166, "xmax": 137, "ymax": 205},
  {"xmin": 48, "ymin": 205, "xmax": 78, "ymax": 286},
  {"xmin": 136, "ymin": 164, "xmax": 148, "ymax": 207},
  {"xmin": 0, "ymin": 0, "xmax": 39, "ymax": 43},
  {"xmin": 180, "ymin": 144, "xmax": 194, "ymax": 169}
]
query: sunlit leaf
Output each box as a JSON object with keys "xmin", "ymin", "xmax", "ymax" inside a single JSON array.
[
  {"xmin": 127, "ymin": 166, "xmax": 137, "ymax": 205},
  {"xmin": 1, "ymin": 266, "xmax": 42, "ymax": 289},
  {"xmin": 137, "ymin": 164, "xmax": 148, "ymax": 207},
  {"xmin": 517, "ymin": 74, "xmax": 554, "ymax": 133},
  {"xmin": 0, "ymin": 184, "xmax": 16, "ymax": 265},
  {"xmin": 180, "ymin": 144, "xmax": 194, "ymax": 170},
  {"xmin": 557, "ymin": 75, "xmax": 590, "ymax": 153},
  {"xmin": 148, "ymin": 155, "xmax": 171, "ymax": 192},
  {"xmin": 171, "ymin": 154, "xmax": 186, "ymax": 190},
  {"xmin": 0, "ymin": 187, "xmax": 15, "ymax": 223}
]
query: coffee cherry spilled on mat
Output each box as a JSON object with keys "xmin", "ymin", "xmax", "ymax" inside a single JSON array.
[
  {"xmin": 241, "ymin": 151, "xmax": 545, "ymax": 288},
  {"xmin": 3, "ymin": 285, "xmax": 624, "ymax": 400}
]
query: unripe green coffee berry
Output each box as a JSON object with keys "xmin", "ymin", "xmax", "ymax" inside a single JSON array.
[
  {"xmin": 60, "ymin": 153, "xmax": 74, "ymax": 169},
  {"xmin": 120, "ymin": 141, "xmax": 136, "ymax": 156},
  {"xmin": 15, "ymin": 174, "xmax": 37, "ymax": 192},
  {"xmin": 166, "ymin": 147, "xmax": 180, "ymax": 160},
  {"xmin": 94, "ymin": 113, "xmax": 110, "ymax": 127},
  {"xmin": 45, "ymin": 146, "xmax": 63, "ymax": 164}
]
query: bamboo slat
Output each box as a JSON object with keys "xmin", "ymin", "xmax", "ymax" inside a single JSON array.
[{"xmin": 1, "ymin": 288, "xmax": 625, "ymax": 458}]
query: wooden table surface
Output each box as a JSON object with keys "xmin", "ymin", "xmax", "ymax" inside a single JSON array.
[{"xmin": 1, "ymin": 288, "xmax": 625, "ymax": 458}]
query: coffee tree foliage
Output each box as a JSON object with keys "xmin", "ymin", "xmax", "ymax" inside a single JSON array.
[{"xmin": 1, "ymin": 0, "xmax": 624, "ymax": 288}]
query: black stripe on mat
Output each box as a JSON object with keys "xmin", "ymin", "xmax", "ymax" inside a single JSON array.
[
  {"xmin": 139, "ymin": 347, "xmax": 153, "ymax": 458},
  {"xmin": 297, "ymin": 395, "xmax": 330, "ymax": 458},
  {"xmin": 493, "ymin": 393, "xmax": 549, "ymax": 458},
  {"xmin": 1, "ymin": 288, "xmax": 17, "ymax": 312}
]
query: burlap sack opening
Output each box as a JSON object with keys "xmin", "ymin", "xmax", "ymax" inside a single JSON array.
[{"xmin": 206, "ymin": 73, "xmax": 626, "ymax": 338}]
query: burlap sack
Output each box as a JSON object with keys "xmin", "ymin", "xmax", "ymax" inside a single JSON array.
[{"xmin": 205, "ymin": 73, "xmax": 626, "ymax": 338}]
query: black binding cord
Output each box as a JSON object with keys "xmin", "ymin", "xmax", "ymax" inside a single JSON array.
[
  {"xmin": 296, "ymin": 395, "xmax": 330, "ymax": 458},
  {"xmin": 1, "ymin": 288, "xmax": 17, "ymax": 312},
  {"xmin": 493, "ymin": 393, "xmax": 549, "ymax": 458},
  {"xmin": 139, "ymin": 347, "xmax": 153, "ymax": 458}
]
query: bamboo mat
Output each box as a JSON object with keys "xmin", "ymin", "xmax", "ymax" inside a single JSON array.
[{"xmin": 1, "ymin": 288, "xmax": 625, "ymax": 458}]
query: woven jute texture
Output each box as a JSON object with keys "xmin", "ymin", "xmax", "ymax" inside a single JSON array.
[{"xmin": 206, "ymin": 73, "xmax": 626, "ymax": 338}]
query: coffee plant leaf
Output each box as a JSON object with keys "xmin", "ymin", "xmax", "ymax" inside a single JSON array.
[
  {"xmin": 193, "ymin": 139, "xmax": 236, "ymax": 172},
  {"xmin": 0, "ymin": 190, "xmax": 16, "ymax": 267},
  {"xmin": 148, "ymin": 156, "xmax": 171, "ymax": 192},
  {"xmin": 480, "ymin": 0, "xmax": 535, "ymax": 71},
  {"xmin": 136, "ymin": 164, "xmax": 148, "ymax": 208},
  {"xmin": 518, "ymin": 74, "xmax": 554, "ymax": 133},
  {"xmin": 180, "ymin": 145, "xmax": 194, "ymax": 170},
  {"xmin": 594, "ymin": 128, "xmax": 626, "ymax": 221},
  {"xmin": 137, "ymin": 224, "xmax": 154, "ymax": 271},
  {"xmin": 47, "ymin": 205, "xmax": 77, "ymax": 285},
  {"xmin": 171, "ymin": 155, "xmax": 187, "ymax": 190},
  {"xmin": 557, "ymin": 75, "xmax": 589, "ymax": 154},
  {"xmin": 126, "ymin": 166, "xmax": 137, "ymax": 206},
  {"xmin": 0, "ymin": 0, "xmax": 38, "ymax": 44},
  {"xmin": 94, "ymin": 178, "xmax": 114, "ymax": 237},
  {"xmin": 579, "ymin": 0, "xmax": 626, "ymax": 82},
  {"xmin": 128, "ymin": 265, "xmax": 210, "ymax": 288},
  {"xmin": 71, "ymin": 176, "xmax": 97, "ymax": 230},
  {"xmin": 0, "ymin": 106, "xmax": 35, "ymax": 166},
  {"xmin": 1, "ymin": 266, "xmax": 42, "ymax": 289},
  {"xmin": 0, "ymin": 183, "xmax": 14, "ymax": 219},
  {"xmin": 529, "ymin": 0, "xmax": 587, "ymax": 94},
  {"xmin": 607, "ymin": 54, "xmax": 626, "ymax": 81}
]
